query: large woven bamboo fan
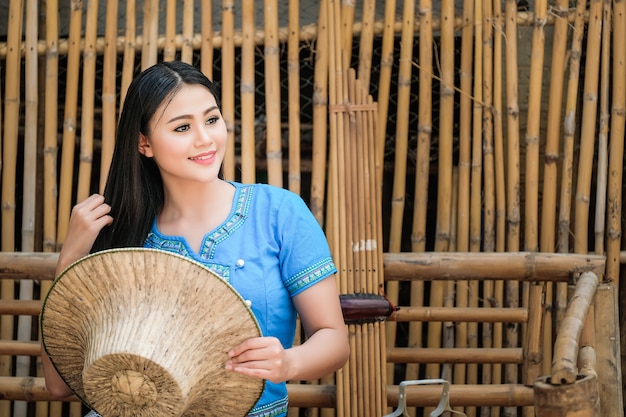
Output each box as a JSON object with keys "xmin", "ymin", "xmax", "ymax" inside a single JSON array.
[{"xmin": 41, "ymin": 248, "xmax": 264, "ymax": 417}]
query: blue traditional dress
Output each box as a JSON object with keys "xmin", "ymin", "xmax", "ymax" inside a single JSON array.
[{"xmin": 87, "ymin": 182, "xmax": 337, "ymax": 417}]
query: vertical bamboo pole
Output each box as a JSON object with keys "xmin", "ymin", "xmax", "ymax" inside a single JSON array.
[
  {"xmin": 141, "ymin": 0, "xmax": 160, "ymax": 70},
  {"xmin": 406, "ymin": 0, "xmax": 431, "ymax": 405},
  {"xmin": 76, "ymin": 0, "xmax": 98, "ymax": 202},
  {"xmin": 457, "ymin": 0, "xmax": 474, "ymax": 254},
  {"xmin": 492, "ymin": 0, "xmax": 505, "ymax": 252},
  {"xmin": 573, "ymin": 0, "xmax": 602, "ymax": 255},
  {"xmin": 221, "ymin": 0, "xmax": 236, "ymax": 180},
  {"xmin": 504, "ymin": 2, "xmax": 521, "ymax": 416},
  {"xmin": 340, "ymin": 0, "xmax": 355, "ymax": 71},
  {"xmin": 264, "ymin": 0, "xmax": 283, "ymax": 187},
  {"xmin": 39, "ymin": 2, "xmax": 61, "ymax": 415},
  {"xmin": 309, "ymin": 0, "xmax": 329, "ymax": 224},
  {"xmin": 540, "ymin": 0, "xmax": 569, "ymax": 381},
  {"xmin": 201, "ymin": 0, "xmax": 214, "ymax": 78},
  {"xmin": 164, "ymin": 0, "xmax": 177, "ymax": 61},
  {"xmin": 489, "ymin": 0, "xmax": 506, "ymax": 411},
  {"xmin": 119, "ymin": 0, "xmax": 137, "ymax": 114},
  {"xmin": 326, "ymin": 0, "xmax": 349, "ymax": 414},
  {"xmin": 1, "ymin": 2, "xmax": 23, "ymax": 417},
  {"xmin": 469, "ymin": 0, "xmax": 488, "ymax": 414},
  {"xmin": 606, "ymin": 0, "xmax": 626, "ymax": 284},
  {"xmin": 181, "ymin": 0, "xmax": 194, "ymax": 63},
  {"xmin": 375, "ymin": 0, "xmax": 395, "ymax": 180},
  {"xmin": 240, "ymin": 0, "xmax": 256, "ymax": 184},
  {"xmin": 16, "ymin": 4, "xmax": 38, "ymax": 417},
  {"xmin": 100, "ymin": 0, "xmax": 119, "ymax": 193},
  {"xmin": 378, "ymin": 0, "xmax": 398, "ymax": 389},
  {"xmin": 454, "ymin": 2, "xmax": 475, "ymax": 415},
  {"xmin": 557, "ymin": 0, "xmax": 586, "ymax": 330},
  {"xmin": 427, "ymin": 0, "xmax": 454, "ymax": 390},
  {"xmin": 56, "ymin": 1, "xmax": 83, "ymax": 249},
  {"xmin": 592, "ymin": 0, "xmax": 609, "ymax": 259},
  {"xmin": 388, "ymin": 2, "xmax": 414, "ymax": 405},
  {"xmin": 524, "ymin": 0, "xmax": 547, "ymax": 254},
  {"xmin": 593, "ymin": 0, "xmax": 611, "ymax": 256},
  {"xmin": 357, "ymin": 0, "xmax": 376, "ymax": 89},
  {"xmin": 287, "ymin": 1, "xmax": 301, "ymax": 194}
]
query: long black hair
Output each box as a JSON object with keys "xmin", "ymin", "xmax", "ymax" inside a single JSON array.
[{"xmin": 91, "ymin": 61, "xmax": 221, "ymax": 252}]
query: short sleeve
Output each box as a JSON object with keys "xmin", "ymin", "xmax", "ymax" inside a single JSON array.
[{"xmin": 276, "ymin": 191, "xmax": 337, "ymax": 297}]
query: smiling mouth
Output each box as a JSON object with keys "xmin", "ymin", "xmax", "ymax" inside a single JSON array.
[{"xmin": 189, "ymin": 153, "xmax": 213, "ymax": 161}]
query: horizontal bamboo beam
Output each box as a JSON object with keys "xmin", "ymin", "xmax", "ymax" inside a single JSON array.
[
  {"xmin": 0, "ymin": 377, "xmax": 534, "ymax": 408},
  {"xmin": 391, "ymin": 306, "xmax": 528, "ymax": 322},
  {"xmin": 0, "ymin": 340, "xmax": 40, "ymax": 356},
  {"xmin": 0, "ymin": 11, "xmax": 584, "ymax": 58},
  {"xmin": 0, "ymin": 251, "xmax": 606, "ymax": 282},
  {"xmin": 387, "ymin": 347, "xmax": 523, "ymax": 364},
  {"xmin": 384, "ymin": 252, "xmax": 605, "ymax": 282},
  {"xmin": 0, "ymin": 300, "xmax": 42, "ymax": 315}
]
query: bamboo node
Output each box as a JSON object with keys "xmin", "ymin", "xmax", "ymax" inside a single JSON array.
[{"xmin": 613, "ymin": 107, "xmax": 626, "ymax": 117}]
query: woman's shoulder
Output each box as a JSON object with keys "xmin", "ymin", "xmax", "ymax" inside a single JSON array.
[{"xmin": 232, "ymin": 181, "xmax": 301, "ymax": 201}]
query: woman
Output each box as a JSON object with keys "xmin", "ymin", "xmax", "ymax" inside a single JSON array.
[{"xmin": 41, "ymin": 60, "xmax": 349, "ymax": 417}]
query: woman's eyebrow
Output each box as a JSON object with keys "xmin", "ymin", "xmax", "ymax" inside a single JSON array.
[{"xmin": 166, "ymin": 106, "xmax": 219, "ymax": 124}]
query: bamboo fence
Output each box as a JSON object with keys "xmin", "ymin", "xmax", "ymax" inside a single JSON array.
[{"xmin": 1, "ymin": 1, "xmax": 626, "ymax": 417}]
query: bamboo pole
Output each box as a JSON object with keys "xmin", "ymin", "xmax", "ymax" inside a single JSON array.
[
  {"xmin": 339, "ymin": 0, "xmax": 355, "ymax": 72},
  {"xmin": 404, "ymin": 0, "xmax": 431, "ymax": 405},
  {"xmin": 605, "ymin": 0, "xmax": 626, "ymax": 283},
  {"xmin": 490, "ymin": 2, "xmax": 506, "ymax": 409},
  {"xmin": 264, "ymin": 0, "xmax": 283, "ymax": 187},
  {"xmin": 387, "ymin": 0, "xmax": 415, "ymax": 397},
  {"xmin": 357, "ymin": 0, "xmax": 376, "ymax": 89},
  {"xmin": 374, "ymin": 0, "xmax": 396, "ymax": 183},
  {"xmin": 524, "ymin": 0, "xmax": 547, "ymax": 254},
  {"xmin": 594, "ymin": 0, "xmax": 612, "ymax": 257},
  {"xmin": 287, "ymin": 0, "xmax": 301, "ymax": 194},
  {"xmin": 379, "ymin": 0, "xmax": 398, "ymax": 390},
  {"xmin": 539, "ymin": 0, "xmax": 570, "ymax": 382},
  {"xmin": 118, "ymin": 0, "xmax": 136, "ymax": 114},
  {"xmin": 99, "ymin": 0, "xmax": 119, "ymax": 193},
  {"xmin": 76, "ymin": 0, "xmax": 98, "ymax": 203},
  {"xmin": 163, "ymin": 0, "xmax": 177, "ymax": 61},
  {"xmin": 326, "ymin": 0, "xmax": 349, "ymax": 413},
  {"xmin": 573, "ymin": 0, "xmax": 602, "ymax": 254},
  {"xmin": 56, "ymin": 1, "xmax": 83, "ymax": 249},
  {"xmin": 200, "ymin": 0, "xmax": 214, "ymax": 79},
  {"xmin": 309, "ymin": 0, "xmax": 329, "ymax": 224},
  {"xmin": 426, "ymin": 0, "xmax": 454, "ymax": 388},
  {"xmin": 0, "ymin": 378, "xmax": 537, "ymax": 408},
  {"xmin": 16, "ymin": 3, "xmax": 37, "ymax": 417},
  {"xmin": 240, "ymin": 0, "xmax": 256, "ymax": 184},
  {"xmin": 0, "ymin": 251, "xmax": 605, "ymax": 282},
  {"xmin": 453, "ymin": 3, "xmax": 474, "ymax": 408},
  {"xmin": 221, "ymin": 0, "xmax": 236, "ymax": 180},
  {"xmin": 1, "ymin": 4, "xmax": 23, "ymax": 417},
  {"xmin": 551, "ymin": 272, "xmax": 599, "ymax": 384},
  {"xmin": 141, "ymin": 0, "xmax": 159, "ymax": 70},
  {"xmin": 181, "ymin": 0, "xmax": 194, "ymax": 63},
  {"xmin": 41, "ymin": 26, "xmax": 60, "ymax": 417},
  {"xmin": 556, "ymin": 0, "xmax": 586, "ymax": 342},
  {"xmin": 504, "ymin": 4, "xmax": 521, "ymax": 415},
  {"xmin": 388, "ymin": 347, "xmax": 523, "ymax": 364}
]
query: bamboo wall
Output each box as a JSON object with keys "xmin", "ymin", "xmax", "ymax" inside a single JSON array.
[{"xmin": 1, "ymin": 1, "xmax": 625, "ymax": 417}]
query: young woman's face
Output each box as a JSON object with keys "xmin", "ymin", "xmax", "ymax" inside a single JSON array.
[{"xmin": 139, "ymin": 83, "xmax": 227, "ymax": 185}]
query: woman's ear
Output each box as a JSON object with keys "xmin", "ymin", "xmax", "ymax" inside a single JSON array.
[{"xmin": 138, "ymin": 133, "xmax": 153, "ymax": 157}]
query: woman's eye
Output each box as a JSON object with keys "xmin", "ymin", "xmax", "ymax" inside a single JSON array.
[
  {"xmin": 174, "ymin": 124, "xmax": 190, "ymax": 132},
  {"xmin": 206, "ymin": 116, "xmax": 219, "ymax": 125}
]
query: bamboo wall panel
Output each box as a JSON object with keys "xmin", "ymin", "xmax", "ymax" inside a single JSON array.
[{"xmin": 1, "ymin": 1, "xmax": 625, "ymax": 417}]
